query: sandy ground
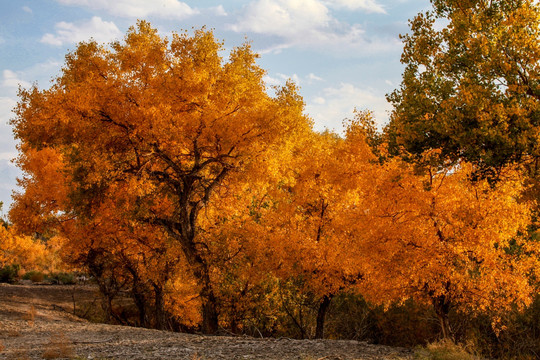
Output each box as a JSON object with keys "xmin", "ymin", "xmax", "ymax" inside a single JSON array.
[{"xmin": 0, "ymin": 283, "xmax": 414, "ymax": 359}]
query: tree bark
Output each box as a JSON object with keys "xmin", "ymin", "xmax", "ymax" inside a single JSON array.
[
  {"xmin": 199, "ymin": 268, "xmax": 219, "ymax": 334},
  {"xmin": 132, "ymin": 284, "xmax": 148, "ymax": 327},
  {"xmin": 315, "ymin": 294, "xmax": 333, "ymax": 339},
  {"xmin": 153, "ymin": 283, "xmax": 167, "ymax": 330},
  {"xmin": 432, "ymin": 295, "xmax": 452, "ymax": 340}
]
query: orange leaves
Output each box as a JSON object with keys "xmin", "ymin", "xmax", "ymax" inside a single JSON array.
[
  {"xmin": 8, "ymin": 18, "xmax": 540, "ymax": 335},
  {"xmin": 354, "ymin": 160, "xmax": 537, "ymax": 315}
]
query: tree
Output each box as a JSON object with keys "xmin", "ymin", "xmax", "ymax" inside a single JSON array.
[
  {"xmin": 387, "ymin": 0, "xmax": 540, "ymax": 176},
  {"xmin": 0, "ymin": 225, "xmax": 49, "ymax": 274},
  {"xmin": 11, "ymin": 21, "xmax": 311, "ymax": 333},
  {"xmin": 350, "ymin": 159, "xmax": 539, "ymax": 339},
  {"xmin": 262, "ymin": 115, "xmax": 378, "ymax": 339}
]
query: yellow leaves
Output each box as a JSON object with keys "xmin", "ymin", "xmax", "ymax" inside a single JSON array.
[{"xmin": 0, "ymin": 226, "xmax": 63, "ymax": 273}]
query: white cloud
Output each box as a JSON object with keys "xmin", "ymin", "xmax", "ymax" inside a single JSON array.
[
  {"xmin": 211, "ymin": 5, "xmax": 227, "ymax": 16},
  {"xmin": 278, "ymin": 73, "xmax": 301, "ymax": 84},
  {"xmin": 22, "ymin": 6, "xmax": 32, "ymax": 13},
  {"xmin": 56, "ymin": 0, "xmax": 198, "ymax": 19},
  {"xmin": 306, "ymin": 83, "xmax": 391, "ymax": 132},
  {"xmin": 41, "ymin": 17, "xmax": 122, "ymax": 46},
  {"xmin": 230, "ymin": 0, "xmax": 332, "ymax": 38},
  {"xmin": 264, "ymin": 72, "xmax": 324, "ymax": 88},
  {"xmin": 323, "ymin": 0, "xmax": 386, "ymax": 13},
  {"xmin": 0, "ymin": 97, "xmax": 16, "ymax": 124},
  {"xmin": 264, "ymin": 73, "xmax": 302, "ymax": 88},
  {"xmin": 2, "ymin": 70, "xmax": 31, "ymax": 89},
  {"xmin": 0, "ymin": 152, "xmax": 17, "ymax": 162},
  {"xmin": 257, "ymin": 43, "xmax": 292, "ymax": 55},
  {"xmin": 0, "ymin": 98, "xmax": 21, "ymax": 209},
  {"xmin": 263, "ymin": 75, "xmax": 282, "ymax": 87},
  {"xmin": 308, "ymin": 73, "xmax": 324, "ymax": 82},
  {"xmin": 313, "ymin": 96, "xmax": 326, "ymax": 105},
  {"xmin": 231, "ymin": 0, "xmax": 398, "ymax": 54}
]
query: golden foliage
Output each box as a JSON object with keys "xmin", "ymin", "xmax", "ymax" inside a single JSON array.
[{"xmin": 8, "ymin": 19, "xmax": 540, "ymax": 339}]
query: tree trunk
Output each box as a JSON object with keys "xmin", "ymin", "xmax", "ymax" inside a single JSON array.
[
  {"xmin": 315, "ymin": 294, "xmax": 333, "ymax": 339},
  {"xmin": 132, "ymin": 286, "xmax": 148, "ymax": 327},
  {"xmin": 432, "ymin": 295, "xmax": 452, "ymax": 340},
  {"xmin": 200, "ymin": 275, "xmax": 219, "ymax": 334},
  {"xmin": 129, "ymin": 272, "xmax": 149, "ymax": 327},
  {"xmin": 153, "ymin": 284, "xmax": 167, "ymax": 330}
]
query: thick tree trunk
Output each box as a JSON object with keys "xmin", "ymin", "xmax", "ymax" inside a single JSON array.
[
  {"xmin": 200, "ymin": 271, "xmax": 219, "ymax": 334},
  {"xmin": 201, "ymin": 291, "xmax": 219, "ymax": 334},
  {"xmin": 315, "ymin": 294, "xmax": 333, "ymax": 339}
]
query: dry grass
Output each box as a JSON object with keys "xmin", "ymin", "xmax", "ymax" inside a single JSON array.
[
  {"xmin": 414, "ymin": 339, "xmax": 482, "ymax": 360},
  {"xmin": 6, "ymin": 329, "xmax": 21, "ymax": 337},
  {"xmin": 21, "ymin": 305, "xmax": 36, "ymax": 326},
  {"xmin": 8, "ymin": 348, "xmax": 31, "ymax": 360},
  {"xmin": 42, "ymin": 331, "xmax": 75, "ymax": 359}
]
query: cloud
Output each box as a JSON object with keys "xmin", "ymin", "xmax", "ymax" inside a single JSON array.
[
  {"xmin": 211, "ymin": 5, "xmax": 227, "ymax": 16},
  {"xmin": 306, "ymin": 83, "xmax": 392, "ymax": 131},
  {"xmin": 263, "ymin": 75, "xmax": 282, "ymax": 87},
  {"xmin": 0, "ymin": 97, "xmax": 16, "ymax": 123},
  {"xmin": 0, "ymin": 152, "xmax": 17, "ymax": 163},
  {"xmin": 55, "ymin": 0, "xmax": 198, "ymax": 19},
  {"xmin": 323, "ymin": 0, "xmax": 386, "ymax": 13},
  {"xmin": 230, "ymin": 0, "xmax": 331, "ymax": 37},
  {"xmin": 0, "ymin": 159, "xmax": 21, "ymax": 210},
  {"xmin": 263, "ymin": 72, "xmax": 323, "ymax": 88},
  {"xmin": 313, "ymin": 96, "xmax": 326, "ymax": 105},
  {"xmin": 0, "ymin": 98, "xmax": 21, "ymax": 209},
  {"xmin": 22, "ymin": 6, "xmax": 32, "ymax": 13},
  {"xmin": 1, "ymin": 70, "xmax": 31, "ymax": 89},
  {"xmin": 41, "ymin": 16, "xmax": 122, "ymax": 46},
  {"xmin": 231, "ymin": 0, "xmax": 398, "ymax": 54},
  {"xmin": 308, "ymin": 73, "xmax": 324, "ymax": 82}
]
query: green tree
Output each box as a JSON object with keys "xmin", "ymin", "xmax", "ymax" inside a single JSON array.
[{"xmin": 387, "ymin": 0, "xmax": 540, "ymax": 177}]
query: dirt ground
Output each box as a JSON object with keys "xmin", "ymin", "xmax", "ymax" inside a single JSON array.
[{"xmin": 0, "ymin": 283, "xmax": 414, "ymax": 360}]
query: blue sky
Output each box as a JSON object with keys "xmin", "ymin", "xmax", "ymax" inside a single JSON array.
[{"xmin": 0, "ymin": 0, "xmax": 431, "ymax": 213}]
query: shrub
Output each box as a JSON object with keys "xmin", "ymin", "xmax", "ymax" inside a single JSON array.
[
  {"xmin": 42, "ymin": 331, "xmax": 75, "ymax": 359},
  {"xmin": 414, "ymin": 340, "xmax": 481, "ymax": 360},
  {"xmin": 0, "ymin": 264, "xmax": 20, "ymax": 283},
  {"xmin": 48, "ymin": 272, "xmax": 76, "ymax": 285},
  {"xmin": 23, "ymin": 270, "xmax": 45, "ymax": 283}
]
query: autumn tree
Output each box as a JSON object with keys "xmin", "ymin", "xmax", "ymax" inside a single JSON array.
[
  {"xmin": 259, "ymin": 113, "xmax": 379, "ymax": 339},
  {"xmin": 10, "ymin": 145, "xmax": 186, "ymax": 328},
  {"xmin": 349, "ymin": 160, "xmax": 539, "ymax": 339},
  {"xmin": 387, "ymin": 0, "xmax": 540, "ymax": 176},
  {"xmin": 11, "ymin": 21, "xmax": 311, "ymax": 333},
  {"xmin": 0, "ymin": 226, "xmax": 50, "ymax": 275}
]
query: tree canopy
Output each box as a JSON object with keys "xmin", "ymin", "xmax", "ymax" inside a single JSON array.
[
  {"xmin": 387, "ymin": 0, "xmax": 540, "ymax": 176},
  {"xmin": 8, "ymin": 15, "xmax": 540, "ymax": 346}
]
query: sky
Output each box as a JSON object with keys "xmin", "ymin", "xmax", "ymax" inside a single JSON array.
[{"xmin": 0, "ymin": 0, "xmax": 431, "ymax": 213}]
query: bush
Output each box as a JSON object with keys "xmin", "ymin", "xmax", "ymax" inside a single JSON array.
[
  {"xmin": 48, "ymin": 272, "xmax": 76, "ymax": 285},
  {"xmin": 324, "ymin": 293, "xmax": 375, "ymax": 340},
  {"xmin": 0, "ymin": 264, "xmax": 20, "ymax": 283},
  {"xmin": 414, "ymin": 340, "xmax": 481, "ymax": 360},
  {"xmin": 23, "ymin": 270, "xmax": 45, "ymax": 283}
]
